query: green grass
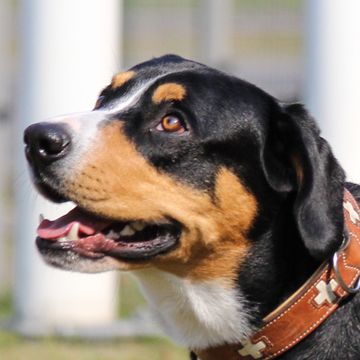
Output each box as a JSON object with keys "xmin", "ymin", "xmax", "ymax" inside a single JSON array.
[
  {"xmin": 0, "ymin": 274, "xmax": 187, "ymax": 359},
  {"xmin": 235, "ymin": 0, "xmax": 302, "ymax": 10},
  {"xmin": 0, "ymin": 332, "xmax": 188, "ymax": 360},
  {"xmin": 0, "ymin": 291, "xmax": 12, "ymax": 318}
]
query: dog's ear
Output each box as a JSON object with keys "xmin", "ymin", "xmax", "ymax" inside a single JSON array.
[{"xmin": 261, "ymin": 103, "xmax": 345, "ymax": 260}]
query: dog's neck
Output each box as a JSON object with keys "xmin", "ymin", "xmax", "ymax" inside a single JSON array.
[
  {"xmin": 132, "ymin": 203, "xmax": 320, "ymax": 350},
  {"xmin": 133, "ymin": 268, "xmax": 254, "ymax": 350},
  {"xmin": 238, "ymin": 196, "xmax": 320, "ymax": 321}
]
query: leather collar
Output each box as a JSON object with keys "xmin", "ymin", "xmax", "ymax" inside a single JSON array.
[{"xmin": 194, "ymin": 189, "xmax": 360, "ymax": 360}]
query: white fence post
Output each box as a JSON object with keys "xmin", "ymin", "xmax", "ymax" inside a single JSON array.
[
  {"xmin": 14, "ymin": 0, "xmax": 123, "ymax": 334},
  {"xmin": 197, "ymin": 0, "xmax": 233, "ymax": 66},
  {"xmin": 0, "ymin": 0, "xmax": 13, "ymax": 294},
  {"xmin": 304, "ymin": 0, "xmax": 360, "ymax": 183}
]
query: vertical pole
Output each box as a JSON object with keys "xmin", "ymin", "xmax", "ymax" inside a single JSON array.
[
  {"xmin": 14, "ymin": 0, "xmax": 123, "ymax": 333},
  {"xmin": 197, "ymin": 0, "xmax": 233, "ymax": 66},
  {"xmin": 0, "ymin": 0, "xmax": 13, "ymax": 294},
  {"xmin": 305, "ymin": 0, "xmax": 360, "ymax": 182}
]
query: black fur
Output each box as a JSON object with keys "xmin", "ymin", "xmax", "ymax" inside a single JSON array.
[
  {"xmin": 26, "ymin": 55, "xmax": 360, "ymax": 359},
  {"xmin": 117, "ymin": 56, "xmax": 359, "ymax": 359}
]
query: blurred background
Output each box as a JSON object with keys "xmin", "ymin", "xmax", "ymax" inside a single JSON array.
[{"xmin": 0, "ymin": 0, "xmax": 359, "ymax": 359}]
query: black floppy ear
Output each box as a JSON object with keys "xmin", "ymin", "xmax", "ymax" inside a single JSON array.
[{"xmin": 262, "ymin": 103, "xmax": 345, "ymax": 260}]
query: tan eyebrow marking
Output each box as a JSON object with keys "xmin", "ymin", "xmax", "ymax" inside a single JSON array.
[
  {"xmin": 152, "ymin": 83, "xmax": 186, "ymax": 104},
  {"xmin": 111, "ymin": 71, "xmax": 135, "ymax": 89}
]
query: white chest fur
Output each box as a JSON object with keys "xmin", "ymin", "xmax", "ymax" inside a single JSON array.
[{"xmin": 133, "ymin": 269, "xmax": 253, "ymax": 349}]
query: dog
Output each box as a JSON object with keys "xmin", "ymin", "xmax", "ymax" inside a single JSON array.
[{"xmin": 24, "ymin": 55, "xmax": 360, "ymax": 359}]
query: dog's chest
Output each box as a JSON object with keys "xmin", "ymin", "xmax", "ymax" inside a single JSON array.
[{"xmin": 133, "ymin": 269, "xmax": 253, "ymax": 349}]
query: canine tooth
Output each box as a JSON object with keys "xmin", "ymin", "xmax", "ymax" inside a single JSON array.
[
  {"xmin": 58, "ymin": 237, "xmax": 67, "ymax": 243},
  {"xmin": 68, "ymin": 223, "xmax": 80, "ymax": 241},
  {"xmin": 120, "ymin": 225, "xmax": 136, "ymax": 236},
  {"xmin": 131, "ymin": 222, "xmax": 146, "ymax": 231},
  {"xmin": 39, "ymin": 214, "xmax": 44, "ymax": 223}
]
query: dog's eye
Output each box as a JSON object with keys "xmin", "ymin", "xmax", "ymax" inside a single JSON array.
[
  {"xmin": 94, "ymin": 95, "xmax": 105, "ymax": 110},
  {"xmin": 156, "ymin": 115, "xmax": 186, "ymax": 134}
]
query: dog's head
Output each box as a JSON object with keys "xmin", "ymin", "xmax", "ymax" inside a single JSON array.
[{"xmin": 24, "ymin": 55, "xmax": 345, "ymax": 284}]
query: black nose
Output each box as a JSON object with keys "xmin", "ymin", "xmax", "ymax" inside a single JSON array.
[{"xmin": 24, "ymin": 122, "xmax": 71, "ymax": 164}]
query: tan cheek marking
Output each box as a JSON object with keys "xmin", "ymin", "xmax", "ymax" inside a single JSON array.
[
  {"xmin": 111, "ymin": 70, "xmax": 135, "ymax": 89},
  {"xmin": 65, "ymin": 122, "xmax": 213, "ymax": 223},
  {"xmin": 64, "ymin": 124, "xmax": 257, "ymax": 283},
  {"xmin": 215, "ymin": 168, "xmax": 257, "ymax": 233},
  {"xmin": 155, "ymin": 168, "xmax": 257, "ymax": 284},
  {"xmin": 152, "ymin": 83, "xmax": 186, "ymax": 104}
]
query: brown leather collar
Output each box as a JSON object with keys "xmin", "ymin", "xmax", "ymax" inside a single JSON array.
[{"xmin": 194, "ymin": 189, "xmax": 360, "ymax": 360}]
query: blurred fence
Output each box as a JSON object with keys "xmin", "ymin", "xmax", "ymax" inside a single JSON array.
[
  {"xmin": 1, "ymin": 0, "xmax": 359, "ymax": 340},
  {"xmin": 123, "ymin": 0, "xmax": 303, "ymax": 100},
  {"xmin": 0, "ymin": 0, "xmax": 305, "ymax": 315}
]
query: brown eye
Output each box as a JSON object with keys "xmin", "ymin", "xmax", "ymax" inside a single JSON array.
[{"xmin": 156, "ymin": 115, "xmax": 186, "ymax": 133}]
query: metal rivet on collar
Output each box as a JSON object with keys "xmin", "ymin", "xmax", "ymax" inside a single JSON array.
[{"xmin": 333, "ymin": 250, "xmax": 360, "ymax": 294}]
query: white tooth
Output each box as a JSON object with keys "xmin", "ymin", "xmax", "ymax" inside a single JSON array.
[
  {"xmin": 39, "ymin": 214, "xmax": 45, "ymax": 223},
  {"xmin": 106, "ymin": 230, "xmax": 118, "ymax": 239},
  {"xmin": 131, "ymin": 221, "xmax": 146, "ymax": 231},
  {"xmin": 120, "ymin": 225, "xmax": 135, "ymax": 236},
  {"xmin": 58, "ymin": 237, "xmax": 67, "ymax": 243},
  {"xmin": 68, "ymin": 223, "xmax": 80, "ymax": 241}
]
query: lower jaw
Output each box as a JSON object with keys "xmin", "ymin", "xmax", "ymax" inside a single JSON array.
[
  {"xmin": 36, "ymin": 233, "xmax": 179, "ymax": 262},
  {"xmin": 36, "ymin": 245, "xmax": 127, "ymax": 273}
]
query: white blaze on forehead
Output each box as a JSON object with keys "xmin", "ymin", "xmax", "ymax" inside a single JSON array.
[
  {"xmin": 39, "ymin": 73, "xmax": 175, "ymax": 171},
  {"xmin": 43, "ymin": 72, "xmax": 176, "ymax": 136},
  {"xmin": 44, "ymin": 110, "xmax": 108, "ymax": 135},
  {"xmin": 104, "ymin": 75, "xmax": 166, "ymax": 114}
]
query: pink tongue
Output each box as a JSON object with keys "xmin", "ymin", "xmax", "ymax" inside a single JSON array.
[{"xmin": 37, "ymin": 207, "xmax": 111, "ymax": 239}]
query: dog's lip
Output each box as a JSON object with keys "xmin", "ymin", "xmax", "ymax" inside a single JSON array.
[
  {"xmin": 36, "ymin": 233, "xmax": 115, "ymax": 259},
  {"xmin": 36, "ymin": 230, "xmax": 180, "ymax": 261},
  {"xmin": 36, "ymin": 206, "xmax": 181, "ymax": 261}
]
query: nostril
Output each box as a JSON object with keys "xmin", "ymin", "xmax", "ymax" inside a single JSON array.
[{"xmin": 38, "ymin": 132, "xmax": 70, "ymax": 157}]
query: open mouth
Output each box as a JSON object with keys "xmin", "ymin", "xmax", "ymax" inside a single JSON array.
[{"xmin": 36, "ymin": 206, "xmax": 181, "ymax": 261}]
